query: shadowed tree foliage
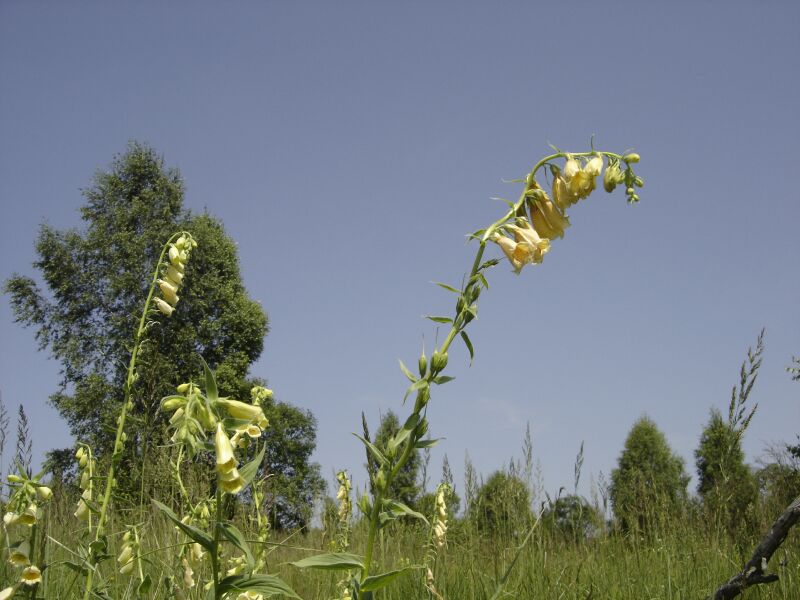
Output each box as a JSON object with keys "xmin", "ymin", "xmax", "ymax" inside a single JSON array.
[
  {"xmin": 4, "ymin": 143, "xmax": 322, "ymax": 517},
  {"xmin": 543, "ymin": 494, "xmax": 602, "ymax": 541},
  {"xmin": 610, "ymin": 416, "xmax": 689, "ymax": 532}
]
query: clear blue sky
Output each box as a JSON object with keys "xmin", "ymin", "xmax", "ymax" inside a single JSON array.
[{"xmin": 1, "ymin": 1, "xmax": 798, "ymax": 506}]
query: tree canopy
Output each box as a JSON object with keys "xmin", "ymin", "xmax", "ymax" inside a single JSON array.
[
  {"xmin": 4, "ymin": 143, "xmax": 323, "ymax": 521},
  {"xmin": 610, "ymin": 416, "xmax": 689, "ymax": 531}
]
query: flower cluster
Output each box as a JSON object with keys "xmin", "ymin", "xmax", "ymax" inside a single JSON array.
[
  {"xmin": 74, "ymin": 445, "xmax": 96, "ymax": 522},
  {"xmin": 491, "ymin": 152, "xmax": 642, "ymax": 273},
  {"xmin": 432, "ymin": 483, "xmax": 450, "ymax": 549},
  {"xmin": 117, "ymin": 526, "xmax": 140, "ymax": 576},
  {"xmin": 161, "ymin": 379, "xmax": 270, "ymax": 496},
  {"xmin": 1, "ymin": 470, "xmax": 52, "ymax": 597},
  {"xmin": 154, "ymin": 233, "xmax": 197, "ymax": 317}
]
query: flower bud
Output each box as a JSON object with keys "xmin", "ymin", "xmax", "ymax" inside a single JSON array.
[
  {"xmin": 584, "ymin": 155, "xmax": 603, "ymax": 177},
  {"xmin": 418, "ymin": 352, "xmax": 428, "ymax": 377},
  {"xmin": 563, "ymin": 156, "xmax": 580, "ymax": 179},
  {"xmin": 177, "ymin": 383, "xmax": 191, "ymax": 394},
  {"xmin": 431, "ymin": 351, "xmax": 448, "ymax": 373},
  {"xmin": 374, "ymin": 469, "xmax": 387, "ymax": 491},
  {"xmin": 623, "ymin": 153, "xmax": 640, "ymax": 163},
  {"xmin": 36, "ymin": 486, "xmax": 52, "ymax": 501},
  {"xmin": 162, "ymin": 397, "xmax": 187, "ymax": 412}
]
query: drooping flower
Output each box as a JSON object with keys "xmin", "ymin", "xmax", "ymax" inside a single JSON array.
[
  {"xmin": 154, "ymin": 297, "xmax": 175, "ymax": 316},
  {"xmin": 217, "ymin": 399, "xmax": 269, "ymax": 429},
  {"xmin": 530, "ymin": 196, "xmax": 570, "ymax": 240},
  {"xmin": 18, "ymin": 503, "xmax": 39, "ymax": 526},
  {"xmin": 433, "ymin": 484, "xmax": 450, "ymax": 549},
  {"xmin": 506, "ymin": 222, "xmax": 551, "ymax": 264},
  {"xmin": 214, "ymin": 423, "xmax": 245, "ymax": 495},
  {"xmin": 36, "ymin": 486, "xmax": 52, "ymax": 501},
  {"xmin": 75, "ymin": 489, "xmax": 92, "ymax": 521},
  {"xmin": 8, "ymin": 541, "xmax": 30, "ymax": 566},
  {"xmin": 0, "ymin": 586, "xmax": 16, "ymax": 600}
]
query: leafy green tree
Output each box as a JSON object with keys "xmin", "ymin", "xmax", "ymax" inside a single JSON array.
[
  {"xmin": 470, "ymin": 470, "xmax": 532, "ymax": 536},
  {"xmin": 695, "ymin": 409, "xmax": 758, "ymax": 529},
  {"xmin": 543, "ymin": 494, "xmax": 602, "ymax": 541},
  {"xmin": 373, "ymin": 410, "xmax": 422, "ymax": 509},
  {"xmin": 610, "ymin": 416, "xmax": 689, "ymax": 531},
  {"xmin": 4, "ymin": 143, "xmax": 322, "ymax": 516}
]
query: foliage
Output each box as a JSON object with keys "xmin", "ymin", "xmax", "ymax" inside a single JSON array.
[
  {"xmin": 610, "ymin": 416, "xmax": 689, "ymax": 531},
  {"xmin": 695, "ymin": 408, "xmax": 758, "ymax": 530},
  {"xmin": 542, "ymin": 494, "xmax": 602, "ymax": 541},
  {"xmin": 470, "ymin": 471, "xmax": 533, "ymax": 535},
  {"xmin": 373, "ymin": 410, "xmax": 422, "ymax": 509},
  {"xmin": 4, "ymin": 143, "xmax": 265, "ymax": 457}
]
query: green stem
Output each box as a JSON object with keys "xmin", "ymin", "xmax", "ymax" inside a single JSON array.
[
  {"xmin": 82, "ymin": 232, "xmax": 184, "ymax": 600},
  {"xmin": 212, "ymin": 484, "xmax": 222, "ymax": 598}
]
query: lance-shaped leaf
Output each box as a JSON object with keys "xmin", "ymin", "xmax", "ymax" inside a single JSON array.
[
  {"xmin": 425, "ymin": 315, "xmax": 453, "ymax": 324},
  {"xmin": 415, "ymin": 437, "xmax": 443, "ymax": 449},
  {"xmin": 387, "ymin": 413, "xmax": 420, "ymax": 454},
  {"xmin": 461, "ymin": 331, "xmax": 475, "ymax": 364},
  {"xmin": 398, "ymin": 360, "xmax": 418, "ymax": 383},
  {"xmin": 239, "ymin": 444, "xmax": 266, "ymax": 486},
  {"xmin": 353, "ymin": 433, "xmax": 388, "ymax": 468},
  {"xmin": 200, "ymin": 356, "xmax": 218, "ymax": 402},
  {"xmin": 218, "ymin": 523, "xmax": 254, "ymax": 569},
  {"xmin": 214, "ymin": 574, "xmax": 301, "ymax": 599},
  {"xmin": 360, "ymin": 565, "xmax": 423, "ymax": 592},
  {"xmin": 290, "ymin": 552, "xmax": 365, "ymax": 571},
  {"xmin": 403, "ymin": 378, "xmax": 429, "ymax": 404},
  {"xmin": 433, "ymin": 282, "xmax": 461, "ymax": 294},
  {"xmin": 152, "ymin": 499, "xmax": 214, "ymax": 551}
]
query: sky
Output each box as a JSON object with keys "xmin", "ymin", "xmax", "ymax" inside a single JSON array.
[{"xmin": 1, "ymin": 1, "xmax": 798, "ymax": 509}]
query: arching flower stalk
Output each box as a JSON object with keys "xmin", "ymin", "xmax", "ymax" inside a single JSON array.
[{"xmin": 290, "ymin": 144, "xmax": 643, "ymax": 599}]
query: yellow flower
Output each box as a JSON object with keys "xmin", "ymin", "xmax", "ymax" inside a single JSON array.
[
  {"xmin": 19, "ymin": 503, "xmax": 39, "ymax": 526},
  {"xmin": 506, "ymin": 223, "xmax": 550, "ymax": 263},
  {"xmin": 215, "ymin": 423, "xmax": 245, "ymax": 494},
  {"xmin": 3, "ymin": 512, "xmax": 20, "ymax": 527},
  {"xmin": 217, "ymin": 399, "xmax": 268, "ymax": 428},
  {"xmin": 21, "ymin": 565, "xmax": 42, "ymax": 586},
  {"xmin": 584, "ymin": 155, "xmax": 603, "ymax": 177},
  {"xmin": 552, "ymin": 174, "xmax": 578, "ymax": 210},
  {"xmin": 182, "ymin": 557, "xmax": 195, "ymax": 588},
  {"xmin": 8, "ymin": 542, "xmax": 30, "ymax": 566},
  {"xmin": 75, "ymin": 489, "xmax": 92, "ymax": 521},
  {"xmin": 530, "ymin": 196, "xmax": 570, "ymax": 240},
  {"xmin": 158, "ymin": 279, "xmax": 179, "ymax": 306},
  {"xmin": 154, "ymin": 297, "xmax": 175, "ymax": 316},
  {"xmin": 491, "ymin": 234, "xmax": 526, "ymax": 273},
  {"xmin": 0, "ymin": 586, "xmax": 16, "ymax": 600}
]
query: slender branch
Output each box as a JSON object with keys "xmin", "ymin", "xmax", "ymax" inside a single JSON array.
[{"xmin": 710, "ymin": 494, "xmax": 800, "ymax": 600}]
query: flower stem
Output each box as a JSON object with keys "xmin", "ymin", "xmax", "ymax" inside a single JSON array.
[{"xmin": 82, "ymin": 233, "xmax": 183, "ymax": 600}]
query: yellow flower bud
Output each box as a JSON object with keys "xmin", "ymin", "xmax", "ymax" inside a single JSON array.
[
  {"xmin": 3, "ymin": 512, "xmax": 20, "ymax": 527},
  {"xmin": 584, "ymin": 155, "xmax": 603, "ymax": 177},
  {"xmin": 154, "ymin": 297, "xmax": 175, "ymax": 316},
  {"xmin": 0, "ymin": 586, "xmax": 15, "ymax": 600},
  {"xmin": 36, "ymin": 486, "xmax": 52, "ymax": 501},
  {"xmin": 214, "ymin": 424, "xmax": 237, "ymax": 474},
  {"xmin": 563, "ymin": 156, "xmax": 580, "ymax": 179},
  {"xmin": 176, "ymin": 383, "xmax": 191, "ymax": 394},
  {"xmin": 162, "ymin": 397, "xmax": 187, "ymax": 412},
  {"xmin": 168, "ymin": 245, "xmax": 180, "ymax": 264},
  {"xmin": 75, "ymin": 489, "xmax": 91, "ymax": 521}
]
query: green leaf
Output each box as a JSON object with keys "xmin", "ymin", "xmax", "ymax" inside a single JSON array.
[
  {"xmin": 62, "ymin": 560, "xmax": 89, "ymax": 576},
  {"xmin": 137, "ymin": 574, "xmax": 152, "ymax": 596},
  {"xmin": 402, "ymin": 378, "xmax": 429, "ymax": 404},
  {"xmin": 200, "ymin": 356, "xmax": 218, "ymax": 402},
  {"xmin": 239, "ymin": 443, "xmax": 266, "ymax": 486},
  {"xmin": 379, "ymin": 500, "xmax": 428, "ymax": 527},
  {"xmin": 425, "ymin": 315, "xmax": 453, "ymax": 324},
  {"xmin": 388, "ymin": 413, "xmax": 420, "ymax": 453},
  {"xmin": 461, "ymin": 331, "xmax": 474, "ymax": 364},
  {"xmin": 433, "ymin": 281, "xmax": 461, "ymax": 294},
  {"xmin": 415, "ymin": 437, "xmax": 443, "ymax": 449},
  {"xmin": 433, "ymin": 375, "xmax": 455, "ymax": 385},
  {"xmin": 218, "ymin": 523, "xmax": 255, "ymax": 569},
  {"xmin": 360, "ymin": 566, "xmax": 422, "ymax": 592},
  {"xmin": 216, "ymin": 574, "xmax": 301, "ymax": 598},
  {"xmin": 398, "ymin": 360, "xmax": 417, "ymax": 383},
  {"xmin": 152, "ymin": 499, "xmax": 214, "ymax": 551},
  {"xmin": 352, "ymin": 434, "xmax": 388, "ymax": 467},
  {"xmin": 290, "ymin": 552, "xmax": 364, "ymax": 571}
]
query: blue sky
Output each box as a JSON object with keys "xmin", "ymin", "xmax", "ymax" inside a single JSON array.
[{"xmin": 1, "ymin": 1, "xmax": 798, "ymax": 506}]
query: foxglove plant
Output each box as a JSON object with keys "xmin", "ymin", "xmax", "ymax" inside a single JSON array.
[{"xmin": 289, "ymin": 144, "xmax": 644, "ymax": 599}]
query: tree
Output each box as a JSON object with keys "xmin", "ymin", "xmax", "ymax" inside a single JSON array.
[
  {"xmin": 543, "ymin": 494, "xmax": 602, "ymax": 541},
  {"xmin": 4, "ymin": 143, "xmax": 322, "ymax": 512},
  {"xmin": 372, "ymin": 410, "xmax": 422, "ymax": 509},
  {"xmin": 696, "ymin": 409, "xmax": 758, "ymax": 529},
  {"xmin": 610, "ymin": 416, "xmax": 689, "ymax": 531},
  {"xmin": 470, "ymin": 470, "xmax": 532, "ymax": 536}
]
